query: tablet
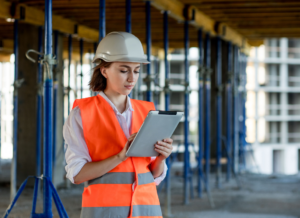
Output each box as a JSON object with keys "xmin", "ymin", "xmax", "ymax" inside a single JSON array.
[{"xmin": 126, "ymin": 110, "xmax": 184, "ymax": 157}]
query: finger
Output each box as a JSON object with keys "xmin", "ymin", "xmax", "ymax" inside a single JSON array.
[
  {"xmin": 163, "ymin": 138, "xmax": 173, "ymax": 143},
  {"xmin": 157, "ymin": 141, "xmax": 172, "ymax": 149},
  {"xmin": 155, "ymin": 144, "xmax": 172, "ymax": 153},
  {"xmin": 154, "ymin": 148, "xmax": 170, "ymax": 157}
]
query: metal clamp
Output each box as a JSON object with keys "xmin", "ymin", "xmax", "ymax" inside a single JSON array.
[
  {"xmin": 182, "ymin": 81, "xmax": 191, "ymax": 94},
  {"xmin": 216, "ymin": 84, "xmax": 224, "ymax": 95},
  {"xmin": 143, "ymin": 74, "xmax": 155, "ymax": 91},
  {"xmin": 205, "ymin": 68, "xmax": 213, "ymax": 76},
  {"xmin": 197, "ymin": 66, "xmax": 206, "ymax": 78},
  {"xmin": 163, "ymin": 79, "xmax": 172, "ymax": 94},
  {"xmin": 26, "ymin": 49, "xmax": 58, "ymax": 80},
  {"xmin": 13, "ymin": 78, "xmax": 25, "ymax": 96}
]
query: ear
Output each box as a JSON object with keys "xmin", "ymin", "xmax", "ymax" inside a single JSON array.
[{"xmin": 100, "ymin": 67, "xmax": 108, "ymax": 78}]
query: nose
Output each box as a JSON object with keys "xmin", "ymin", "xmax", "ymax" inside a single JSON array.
[{"xmin": 127, "ymin": 70, "xmax": 135, "ymax": 83}]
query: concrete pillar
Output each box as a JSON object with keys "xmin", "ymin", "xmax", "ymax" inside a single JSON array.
[
  {"xmin": 280, "ymin": 44, "xmax": 288, "ymax": 145},
  {"xmin": 280, "ymin": 38, "xmax": 288, "ymax": 59},
  {"xmin": 53, "ymin": 32, "xmax": 65, "ymax": 188},
  {"xmin": 270, "ymin": 39, "xmax": 277, "ymax": 58},
  {"xmin": 16, "ymin": 23, "xmax": 40, "ymax": 186},
  {"xmin": 254, "ymin": 47, "xmax": 259, "ymax": 145},
  {"xmin": 16, "ymin": 24, "xmax": 65, "ymax": 187}
]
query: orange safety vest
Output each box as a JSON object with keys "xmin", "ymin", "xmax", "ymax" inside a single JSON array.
[{"xmin": 72, "ymin": 95, "xmax": 163, "ymax": 218}]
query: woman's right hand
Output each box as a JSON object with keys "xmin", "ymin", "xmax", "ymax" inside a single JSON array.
[{"xmin": 117, "ymin": 133, "xmax": 137, "ymax": 161}]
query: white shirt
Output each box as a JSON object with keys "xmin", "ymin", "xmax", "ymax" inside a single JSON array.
[{"xmin": 63, "ymin": 91, "xmax": 167, "ymax": 188}]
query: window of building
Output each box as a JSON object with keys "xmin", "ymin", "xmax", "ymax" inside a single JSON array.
[
  {"xmin": 264, "ymin": 121, "xmax": 281, "ymax": 144},
  {"xmin": 288, "ymin": 93, "xmax": 300, "ymax": 115},
  {"xmin": 266, "ymin": 92, "xmax": 281, "ymax": 116},
  {"xmin": 288, "ymin": 65, "xmax": 300, "ymax": 87},
  {"xmin": 266, "ymin": 39, "xmax": 280, "ymax": 58},
  {"xmin": 266, "ymin": 64, "xmax": 280, "ymax": 87},
  {"xmin": 288, "ymin": 121, "xmax": 300, "ymax": 143},
  {"xmin": 288, "ymin": 39, "xmax": 300, "ymax": 59}
]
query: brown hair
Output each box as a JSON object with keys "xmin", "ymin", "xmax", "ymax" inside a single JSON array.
[{"xmin": 89, "ymin": 60, "xmax": 113, "ymax": 91}]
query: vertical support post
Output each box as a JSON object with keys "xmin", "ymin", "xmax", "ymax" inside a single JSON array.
[
  {"xmin": 226, "ymin": 42, "xmax": 232, "ymax": 181},
  {"xmin": 163, "ymin": 10, "xmax": 171, "ymax": 217},
  {"xmin": 68, "ymin": 35, "xmax": 72, "ymax": 114},
  {"xmin": 11, "ymin": 19, "xmax": 18, "ymax": 201},
  {"xmin": 126, "ymin": 0, "xmax": 131, "ymax": 33},
  {"xmin": 93, "ymin": 43, "xmax": 98, "ymax": 96},
  {"xmin": 197, "ymin": 28, "xmax": 204, "ymax": 198},
  {"xmin": 36, "ymin": 26, "xmax": 43, "ymax": 177},
  {"xmin": 154, "ymin": 57, "xmax": 159, "ymax": 108},
  {"xmin": 241, "ymin": 53, "xmax": 247, "ymax": 170},
  {"xmin": 183, "ymin": 19, "xmax": 190, "ymax": 205},
  {"xmin": 126, "ymin": 0, "xmax": 132, "ymax": 98},
  {"xmin": 204, "ymin": 32, "xmax": 211, "ymax": 192},
  {"xmin": 53, "ymin": 30, "xmax": 58, "ymax": 171},
  {"xmin": 99, "ymin": 0, "xmax": 106, "ymax": 42},
  {"xmin": 233, "ymin": 46, "xmax": 239, "ymax": 173},
  {"xmin": 215, "ymin": 37, "xmax": 222, "ymax": 189},
  {"xmin": 80, "ymin": 39, "xmax": 83, "ymax": 99},
  {"xmin": 44, "ymin": 0, "xmax": 53, "ymax": 216},
  {"xmin": 146, "ymin": 1, "xmax": 152, "ymax": 102}
]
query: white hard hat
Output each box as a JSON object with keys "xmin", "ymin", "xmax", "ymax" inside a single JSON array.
[{"xmin": 92, "ymin": 31, "xmax": 149, "ymax": 64}]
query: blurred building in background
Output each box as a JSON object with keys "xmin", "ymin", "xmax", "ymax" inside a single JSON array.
[{"xmin": 246, "ymin": 38, "xmax": 300, "ymax": 175}]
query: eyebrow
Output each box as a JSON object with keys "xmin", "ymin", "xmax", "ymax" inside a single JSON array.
[{"xmin": 119, "ymin": 65, "xmax": 140, "ymax": 69}]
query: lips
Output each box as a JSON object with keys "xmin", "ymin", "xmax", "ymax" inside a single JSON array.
[{"xmin": 125, "ymin": 85, "xmax": 134, "ymax": 89}]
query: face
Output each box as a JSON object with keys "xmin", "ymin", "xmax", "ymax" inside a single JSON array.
[{"xmin": 101, "ymin": 62, "xmax": 140, "ymax": 95}]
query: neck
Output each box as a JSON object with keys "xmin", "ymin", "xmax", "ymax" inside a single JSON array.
[{"xmin": 103, "ymin": 88, "xmax": 127, "ymax": 113}]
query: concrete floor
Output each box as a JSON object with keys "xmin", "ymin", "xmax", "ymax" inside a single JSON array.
[{"xmin": 1, "ymin": 161, "xmax": 300, "ymax": 218}]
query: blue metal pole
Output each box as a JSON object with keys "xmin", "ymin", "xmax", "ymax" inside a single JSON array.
[
  {"xmin": 126, "ymin": 0, "xmax": 131, "ymax": 33},
  {"xmin": 197, "ymin": 28, "xmax": 204, "ymax": 198},
  {"xmin": 204, "ymin": 32, "xmax": 211, "ymax": 192},
  {"xmin": 44, "ymin": 0, "xmax": 53, "ymax": 216},
  {"xmin": 241, "ymin": 53, "xmax": 247, "ymax": 170},
  {"xmin": 163, "ymin": 10, "xmax": 171, "ymax": 216},
  {"xmin": 80, "ymin": 39, "xmax": 83, "ymax": 99},
  {"xmin": 53, "ymin": 30, "xmax": 58, "ymax": 172},
  {"xmin": 154, "ymin": 57, "xmax": 159, "ymax": 108},
  {"xmin": 99, "ymin": 0, "xmax": 106, "ymax": 42},
  {"xmin": 146, "ymin": 1, "xmax": 152, "ymax": 102},
  {"xmin": 11, "ymin": 19, "xmax": 18, "ymax": 201},
  {"xmin": 93, "ymin": 43, "xmax": 98, "ymax": 96},
  {"xmin": 68, "ymin": 35, "xmax": 72, "ymax": 114},
  {"xmin": 126, "ymin": 0, "xmax": 132, "ymax": 98},
  {"xmin": 36, "ymin": 26, "xmax": 43, "ymax": 177},
  {"xmin": 233, "ymin": 46, "xmax": 239, "ymax": 173},
  {"xmin": 226, "ymin": 42, "xmax": 232, "ymax": 181},
  {"xmin": 183, "ymin": 19, "xmax": 190, "ymax": 205},
  {"xmin": 216, "ymin": 37, "xmax": 222, "ymax": 189}
]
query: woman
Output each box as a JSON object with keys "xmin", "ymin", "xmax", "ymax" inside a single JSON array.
[{"xmin": 63, "ymin": 32, "xmax": 173, "ymax": 218}]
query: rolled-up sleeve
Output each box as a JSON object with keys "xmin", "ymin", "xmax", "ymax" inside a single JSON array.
[
  {"xmin": 63, "ymin": 106, "xmax": 92, "ymax": 184},
  {"xmin": 150, "ymin": 157, "xmax": 168, "ymax": 186}
]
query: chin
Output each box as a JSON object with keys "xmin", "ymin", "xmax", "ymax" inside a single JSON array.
[{"xmin": 119, "ymin": 89, "xmax": 131, "ymax": 96}]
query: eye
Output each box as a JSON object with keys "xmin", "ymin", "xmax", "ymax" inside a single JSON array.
[
  {"xmin": 120, "ymin": 70, "xmax": 128, "ymax": 73},
  {"xmin": 134, "ymin": 71, "xmax": 140, "ymax": 74}
]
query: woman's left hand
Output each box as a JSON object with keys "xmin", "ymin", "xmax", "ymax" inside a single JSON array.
[{"xmin": 154, "ymin": 138, "xmax": 173, "ymax": 161}]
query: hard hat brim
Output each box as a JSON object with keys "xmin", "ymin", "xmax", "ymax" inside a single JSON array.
[{"xmin": 92, "ymin": 55, "xmax": 150, "ymax": 64}]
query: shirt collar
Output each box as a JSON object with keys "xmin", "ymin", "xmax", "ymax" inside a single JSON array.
[{"xmin": 98, "ymin": 91, "xmax": 134, "ymax": 114}]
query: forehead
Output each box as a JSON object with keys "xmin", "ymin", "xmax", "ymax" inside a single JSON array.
[{"xmin": 113, "ymin": 62, "xmax": 140, "ymax": 68}]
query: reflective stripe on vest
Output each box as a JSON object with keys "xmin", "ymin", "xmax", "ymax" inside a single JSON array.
[
  {"xmin": 81, "ymin": 205, "xmax": 162, "ymax": 218},
  {"xmin": 88, "ymin": 172, "xmax": 154, "ymax": 186},
  {"xmin": 74, "ymin": 95, "xmax": 162, "ymax": 218}
]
